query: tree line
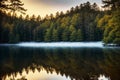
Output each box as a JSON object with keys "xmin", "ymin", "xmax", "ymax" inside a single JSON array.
[
  {"xmin": 0, "ymin": 0, "xmax": 120, "ymax": 45},
  {"xmin": 0, "ymin": 1, "xmax": 103, "ymax": 43},
  {"xmin": 101, "ymin": 0, "xmax": 120, "ymax": 45}
]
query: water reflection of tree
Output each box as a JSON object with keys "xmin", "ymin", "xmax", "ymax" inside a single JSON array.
[
  {"xmin": 100, "ymin": 48, "xmax": 120, "ymax": 80},
  {"xmin": 0, "ymin": 47, "xmax": 120, "ymax": 80}
]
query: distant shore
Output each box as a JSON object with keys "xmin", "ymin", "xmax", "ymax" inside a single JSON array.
[{"xmin": 103, "ymin": 43, "xmax": 120, "ymax": 47}]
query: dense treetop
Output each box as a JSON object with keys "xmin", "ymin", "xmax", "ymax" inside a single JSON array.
[
  {"xmin": 0, "ymin": 0, "xmax": 120, "ymax": 45},
  {"xmin": 101, "ymin": 0, "xmax": 120, "ymax": 45}
]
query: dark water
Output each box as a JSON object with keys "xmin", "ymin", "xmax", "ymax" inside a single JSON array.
[{"xmin": 0, "ymin": 44, "xmax": 120, "ymax": 80}]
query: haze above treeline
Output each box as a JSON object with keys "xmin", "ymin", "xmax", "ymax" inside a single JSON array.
[{"xmin": 22, "ymin": 0, "xmax": 102, "ymax": 17}]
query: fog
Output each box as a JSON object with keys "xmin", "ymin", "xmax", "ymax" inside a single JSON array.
[{"xmin": 16, "ymin": 42, "xmax": 103, "ymax": 48}]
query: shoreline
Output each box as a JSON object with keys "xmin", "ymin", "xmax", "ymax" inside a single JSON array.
[{"xmin": 103, "ymin": 43, "xmax": 120, "ymax": 47}]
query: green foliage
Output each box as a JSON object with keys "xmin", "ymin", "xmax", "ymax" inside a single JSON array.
[
  {"xmin": 52, "ymin": 29, "xmax": 59, "ymax": 41},
  {"xmin": 44, "ymin": 28, "xmax": 52, "ymax": 42},
  {"xmin": 10, "ymin": 0, "xmax": 26, "ymax": 15},
  {"xmin": 70, "ymin": 30, "xmax": 77, "ymax": 41},
  {"xmin": 62, "ymin": 27, "xmax": 69, "ymax": 41},
  {"xmin": 76, "ymin": 29, "xmax": 83, "ymax": 41},
  {"xmin": 0, "ymin": 1, "xmax": 105, "ymax": 43},
  {"xmin": 103, "ymin": 9, "xmax": 120, "ymax": 45},
  {"xmin": 33, "ymin": 26, "xmax": 45, "ymax": 41},
  {"xmin": 9, "ymin": 33, "xmax": 20, "ymax": 43},
  {"xmin": 97, "ymin": 15, "xmax": 112, "ymax": 30},
  {"xmin": 0, "ymin": 0, "xmax": 26, "ymax": 15},
  {"xmin": 71, "ymin": 14, "xmax": 80, "ymax": 27},
  {"xmin": 113, "ymin": 38, "xmax": 120, "ymax": 44},
  {"xmin": 102, "ymin": 0, "xmax": 120, "ymax": 10}
]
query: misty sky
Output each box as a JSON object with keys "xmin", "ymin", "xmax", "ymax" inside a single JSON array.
[{"xmin": 22, "ymin": 0, "xmax": 102, "ymax": 17}]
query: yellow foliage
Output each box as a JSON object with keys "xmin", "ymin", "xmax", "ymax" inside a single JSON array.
[{"xmin": 97, "ymin": 15, "xmax": 112, "ymax": 29}]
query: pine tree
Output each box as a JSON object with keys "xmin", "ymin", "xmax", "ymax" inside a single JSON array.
[
  {"xmin": 103, "ymin": 9, "xmax": 120, "ymax": 45},
  {"xmin": 70, "ymin": 30, "xmax": 77, "ymax": 41},
  {"xmin": 44, "ymin": 28, "xmax": 52, "ymax": 42},
  {"xmin": 76, "ymin": 29, "xmax": 83, "ymax": 41},
  {"xmin": 52, "ymin": 29, "xmax": 59, "ymax": 41},
  {"xmin": 102, "ymin": 0, "xmax": 120, "ymax": 9},
  {"xmin": 62, "ymin": 27, "xmax": 69, "ymax": 41},
  {"xmin": 9, "ymin": 0, "xmax": 26, "ymax": 15}
]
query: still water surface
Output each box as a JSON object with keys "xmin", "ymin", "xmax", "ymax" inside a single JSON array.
[{"xmin": 0, "ymin": 42, "xmax": 120, "ymax": 80}]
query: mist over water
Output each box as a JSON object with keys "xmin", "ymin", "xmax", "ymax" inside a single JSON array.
[
  {"xmin": 1, "ymin": 42, "xmax": 119, "ymax": 48},
  {"xmin": 16, "ymin": 42, "xmax": 103, "ymax": 48}
]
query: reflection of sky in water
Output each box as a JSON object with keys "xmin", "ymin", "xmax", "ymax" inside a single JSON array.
[
  {"xmin": 4, "ymin": 68, "xmax": 110, "ymax": 80},
  {"xmin": 98, "ymin": 75, "xmax": 110, "ymax": 80},
  {"xmin": 5, "ymin": 68, "xmax": 71, "ymax": 80}
]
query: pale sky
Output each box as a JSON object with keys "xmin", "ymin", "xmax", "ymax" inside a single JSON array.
[{"xmin": 22, "ymin": 0, "xmax": 102, "ymax": 18}]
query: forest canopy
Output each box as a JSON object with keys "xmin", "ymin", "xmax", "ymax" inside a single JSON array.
[{"xmin": 0, "ymin": 0, "xmax": 120, "ymax": 45}]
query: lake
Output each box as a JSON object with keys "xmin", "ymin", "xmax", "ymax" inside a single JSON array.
[{"xmin": 0, "ymin": 42, "xmax": 120, "ymax": 80}]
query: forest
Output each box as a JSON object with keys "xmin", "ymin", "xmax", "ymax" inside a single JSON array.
[{"xmin": 0, "ymin": 0, "xmax": 120, "ymax": 45}]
